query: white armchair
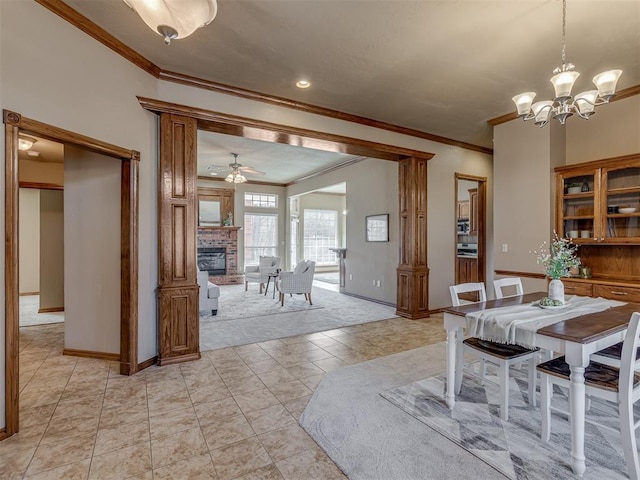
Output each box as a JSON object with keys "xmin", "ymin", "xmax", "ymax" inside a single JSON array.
[
  {"xmin": 244, "ymin": 256, "xmax": 281, "ymax": 293},
  {"xmin": 198, "ymin": 267, "xmax": 220, "ymax": 315},
  {"xmin": 277, "ymin": 260, "xmax": 316, "ymax": 306}
]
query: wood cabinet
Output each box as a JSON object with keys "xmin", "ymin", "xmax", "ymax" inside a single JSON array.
[
  {"xmin": 555, "ymin": 154, "xmax": 640, "ymax": 297},
  {"xmin": 457, "ymin": 200, "xmax": 470, "ymax": 220},
  {"xmin": 456, "ymin": 257, "xmax": 479, "ymax": 301},
  {"xmin": 469, "ymin": 188, "xmax": 478, "ymax": 236},
  {"xmin": 555, "ymin": 154, "xmax": 640, "ymax": 244}
]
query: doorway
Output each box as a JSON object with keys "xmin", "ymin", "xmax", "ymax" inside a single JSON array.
[
  {"xmin": 3, "ymin": 110, "xmax": 140, "ymax": 438},
  {"xmin": 454, "ymin": 173, "xmax": 487, "ymax": 301}
]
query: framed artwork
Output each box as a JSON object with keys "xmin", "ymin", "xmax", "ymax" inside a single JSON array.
[{"xmin": 366, "ymin": 214, "xmax": 389, "ymax": 242}]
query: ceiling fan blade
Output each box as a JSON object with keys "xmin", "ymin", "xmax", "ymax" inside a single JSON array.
[
  {"xmin": 206, "ymin": 164, "xmax": 232, "ymax": 172},
  {"xmin": 238, "ymin": 166, "xmax": 266, "ymax": 175}
]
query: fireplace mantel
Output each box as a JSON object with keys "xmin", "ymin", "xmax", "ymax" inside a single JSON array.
[{"xmin": 198, "ymin": 226, "xmax": 242, "ymax": 231}]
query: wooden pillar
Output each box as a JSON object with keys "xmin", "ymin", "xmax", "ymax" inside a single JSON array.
[
  {"xmin": 157, "ymin": 113, "xmax": 200, "ymax": 365},
  {"xmin": 396, "ymin": 156, "xmax": 430, "ymax": 319}
]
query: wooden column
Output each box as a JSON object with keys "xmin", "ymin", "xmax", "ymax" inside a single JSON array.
[
  {"xmin": 157, "ymin": 113, "xmax": 200, "ymax": 365},
  {"xmin": 396, "ymin": 156, "xmax": 430, "ymax": 319}
]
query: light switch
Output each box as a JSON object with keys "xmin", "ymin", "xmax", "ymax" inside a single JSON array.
[
  {"xmin": 349, "ymin": 274, "xmax": 353, "ymax": 280},
  {"xmin": 502, "ymin": 244, "xmax": 509, "ymax": 253}
]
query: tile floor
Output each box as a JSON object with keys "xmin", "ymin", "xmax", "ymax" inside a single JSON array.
[{"xmin": 2, "ymin": 314, "xmax": 445, "ymax": 480}]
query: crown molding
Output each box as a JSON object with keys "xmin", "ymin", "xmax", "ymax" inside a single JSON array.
[
  {"xmin": 36, "ymin": 0, "xmax": 493, "ymax": 156},
  {"xmin": 197, "ymin": 176, "xmax": 283, "ymax": 187}
]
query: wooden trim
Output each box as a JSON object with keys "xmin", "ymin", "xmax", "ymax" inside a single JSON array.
[
  {"xmin": 34, "ymin": 0, "xmax": 160, "ymax": 78},
  {"xmin": 197, "ymin": 176, "xmax": 283, "ymax": 188},
  {"xmin": 554, "ymin": 152, "xmax": 640, "ymax": 173},
  {"xmin": 37, "ymin": 307, "xmax": 63, "ymax": 313},
  {"xmin": 159, "ymin": 71, "xmax": 493, "ymax": 156},
  {"xmin": 488, "ymin": 84, "xmax": 640, "ymax": 126},
  {"xmin": 137, "ymin": 356, "xmax": 158, "ymax": 371},
  {"xmin": 4, "ymin": 111, "xmax": 140, "ymax": 437},
  {"xmin": 4, "ymin": 110, "xmax": 137, "ymax": 161},
  {"xmin": 4, "ymin": 121, "xmax": 19, "ymax": 437},
  {"xmin": 341, "ymin": 291, "xmax": 395, "ymax": 308},
  {"xmin": 454, "ymin": 172, "xmax": 487, "ymax": 183},
  {"xmin": 494, "ymin": 269, "xmax": 546, "ymax": 280},
  {"xmin": 19, "ymin": 292, "xmax": 39, "ymax": 296},
  {"xmin": 0, "ymin": 428, "xmax": 8, "ymax": 442},
  {"xmin": 120, "ymin": 157, "xmax": 139, "ymax": 376},
  {"xmin": 62, "ymin": 348, "xmax": 120, "ymax": 362},
  {"xmin": 157, "ymin": 352, "xmax": 201, "ymax": 366},
  {"xmin": 138, "ymin": 97, "xmax": 436, "ymax": 163},
  {"xmin": 19, "ymin": 181, "xmax": 63, "ymax": 190}
]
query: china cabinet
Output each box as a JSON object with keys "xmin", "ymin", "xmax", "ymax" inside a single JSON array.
[{"xmin": 555, "ymin": 154, "xmax": 640, "ymax": 300}]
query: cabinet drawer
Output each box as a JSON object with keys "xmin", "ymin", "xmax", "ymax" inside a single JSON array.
[
  {"xmin": 562, "ymin": 281, "xmax": 592, "ymax": 297},
  {"xmin": 593, "ymin": 284, "xmax": 640, "ymax": 303}
]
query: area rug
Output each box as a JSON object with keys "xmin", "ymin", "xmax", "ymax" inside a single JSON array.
[
  {"xmin": 199, "ymin": 284, "xmax": 397, "ymax": 350},
  {"xmin": 381, "ymin": 368, "xmax": 633, "ymax": 480},
  {"xmin": 314, "ymin": 272, "xmax": 340, "ymax": 284},
  {"xmin": 19, "ymin": 295, "xmax": 64, "ymax": 327}
]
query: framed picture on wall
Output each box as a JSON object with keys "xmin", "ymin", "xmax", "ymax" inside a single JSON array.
[{"xmin": 366, "ymin": 214, "xmax": 389, "ymax": 242}]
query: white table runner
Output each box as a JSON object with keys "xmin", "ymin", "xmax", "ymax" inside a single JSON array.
[{"xmin": 465, "ymin": 296, "xmax": 625, "ymax": 347}]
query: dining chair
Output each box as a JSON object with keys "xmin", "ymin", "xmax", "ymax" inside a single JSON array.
[
  {"xmin": 493, "ymin": 277, "xmax": 524, "ymax": 299},
  {"xmin": 536, "ymin": 312, "xmax": 640, "ymax": 480},
  {"xmin": 450, "ymin": 282, "xmax": 539, "ymax": 421}
]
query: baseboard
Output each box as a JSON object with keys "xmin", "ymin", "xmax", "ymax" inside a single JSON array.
[
  {"xmin": 19, "ymin": 292, "xmax": 39, "ymax": 296},
  {"xmin": 428, "ymin": 308, "xmax": 444, "ymax": 315},
  {"xmin": 38, "ymin": 307, "xmax": 64, "ymax": 313},
  {"xmin": 137, "ymin": 356, "xmax": 157, "ymax": 371},
  {"xmin": 158, "ymin": 352, "xmax": 201, "ymax": 366},
  {"xmin": 63, "ymin": 348, "xmax": 120, "ymax": 361},
  {"xmin": 341, "ymin": 291, "xmax": 395, "ymax": 308},
  {"xmin": 0, "ymin": 427, "xmax": 9, "ymax": 442}
]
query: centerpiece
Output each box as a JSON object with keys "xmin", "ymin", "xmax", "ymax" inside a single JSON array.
[{"xmin": 533, "ymin": 232, "xmax": 581, "ymax": 304}]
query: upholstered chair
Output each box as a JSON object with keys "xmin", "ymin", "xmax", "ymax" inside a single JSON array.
[
  {"xmin": 244, "ymin": 256, "xmax": 281, "ymax": 293},
  {"xmin": 198, "ymin": 267, "xmax": 220, "ymax": 315},
  {"xmin": 277, "ymin": 260, "xmax": 316, "ymax": 307}
]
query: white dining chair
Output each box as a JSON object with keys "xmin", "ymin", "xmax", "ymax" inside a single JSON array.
[
  {"xmin": 536, "ymin": 312, "xmax": 640, "ymax": 480},
  {"xmin": 450, "ymin": 282, "xmax": 539, "ymax": 421},
  {"xmin": 493, "ymin": 277, "xmax": 524, "ymax": 299}
]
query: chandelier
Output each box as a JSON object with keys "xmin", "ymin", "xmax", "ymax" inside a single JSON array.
[
  {"xmin": 512, "ymin": 0, "xmax": 622, "ymax": 127},
  {"xmin": 123, "ymin": 0, "xmax": 217, "ymax": 45}
]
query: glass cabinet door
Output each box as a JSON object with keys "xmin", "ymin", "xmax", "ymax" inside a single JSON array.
[
  {"xmin": 561, "ymin": 173, "xmax": 597, "ymax": 242},
  {"xmin": 603, "ymin": 166, "xmax": 640, "ymax": 241}
]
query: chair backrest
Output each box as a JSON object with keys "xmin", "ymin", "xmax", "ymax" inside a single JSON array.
[
  {"xmin": 493, "ymin": 277, "xmax": 524, "ymax": 299},
  {"xmin": 259, "ymin": 256, "xmax": 280, "ymax": 270},
  {"xmin": 619, "ymin": 312, "xmax": 640, "ymax": 399},
  {"xmin": 449, "ymin": 282, "xmax": 487, "ymax": 307}
]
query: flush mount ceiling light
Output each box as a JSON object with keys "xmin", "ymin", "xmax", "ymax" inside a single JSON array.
[
  {"xmin": 18, "ymin": 135, "xmax": 37, "ymax": 151},
  {"xmin": 123, "ymin": 0, "xmax": 217, "ymax": 45},
  {"xmin": 512, "ymin": 0, "xmax": 622, "ymax": 127},
  {"xmin": 296, "ymin": 79, "xmax": 311, "ymax": 89}
]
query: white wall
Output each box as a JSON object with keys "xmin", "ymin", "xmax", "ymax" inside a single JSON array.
[
  {"xmin": 39, "ymin": 190, "xmax": 64, "ymax": 310},
  {"xmin": 64, "ymin": 147, "xmax": 121, "ymax": 354},
  {"xmin": 18, "ymin": 189, "xmax": 40, "ymax": 294}
]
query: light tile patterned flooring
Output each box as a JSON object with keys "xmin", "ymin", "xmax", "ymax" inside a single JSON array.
[{"xmin": 3, "ymin": 315, "xmax": 445, "ymax": 480}]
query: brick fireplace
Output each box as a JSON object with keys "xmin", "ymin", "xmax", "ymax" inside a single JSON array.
[{"xmin": 197, "ymin": 226, "xmax": 243, "ymax": 285}]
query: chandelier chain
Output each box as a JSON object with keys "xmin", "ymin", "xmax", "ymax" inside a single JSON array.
[{"xmin": 561, "ymin": 0, "xmax": 567, "ymax": 66}]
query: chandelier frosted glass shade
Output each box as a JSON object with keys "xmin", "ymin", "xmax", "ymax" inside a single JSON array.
[
  {"xmin": 225, "ymin": 171, "xmax": 247, "ymax": 184},
  {"xmin": 593, "ymin": 70, "xmax": 623, "ymax": 100},
  {"xmin": 123, "ymin": 0, "xmax": 217, "ymax": 45}
]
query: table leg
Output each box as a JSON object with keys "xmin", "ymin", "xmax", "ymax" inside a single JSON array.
[
  {"xmin": 264, "ymin": 277, "xmax": 270, "ymax": 296},
  {"xmin": 569, "ymin": 364, "xmax": 587, "ymax": 477},
  {"xmin": 445, "ymin": 325, "xmax": 457, "ymax": 410},
  {"xmin": 455, "ymin": 327, "xmax": 464, "ymax": 395}
]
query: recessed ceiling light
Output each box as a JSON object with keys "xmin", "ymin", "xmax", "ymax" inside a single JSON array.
[
  {"xmin": 210, "ymin": 172, "xmax": 218, "ymax": 176},
  {"xmin": 27, "ymin": 151, "xmax": 40, "ymax": 157},
  {"xmin": 296, "ymin": 79, "xmax": 311, "ymax": 89}
]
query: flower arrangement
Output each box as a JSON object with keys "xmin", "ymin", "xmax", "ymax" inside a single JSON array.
[{"xmin": 533, "ymin": 232, "xmax": 581, "ymax": 279}]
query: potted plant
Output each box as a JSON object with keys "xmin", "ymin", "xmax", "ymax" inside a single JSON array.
[{"xmin": 533, "ymin": 232, "xmax": 581, "ymax": 304}]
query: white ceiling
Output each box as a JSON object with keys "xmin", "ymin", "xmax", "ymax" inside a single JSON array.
[
  {"xmin": 18, "ymin": 136, "xmax": 64, "ymax": 163},
  {"xmin": 58, "ymin": 0, "xmax": 640, "ymax": 179}
]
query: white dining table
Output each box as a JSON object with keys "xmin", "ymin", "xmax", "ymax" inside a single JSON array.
[{"xmin": 442, "ymin": 292, "xmax": 637, "ymax": 477}]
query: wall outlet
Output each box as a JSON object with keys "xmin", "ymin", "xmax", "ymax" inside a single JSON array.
[
  {"xmin": 502, "ymin": 243, "xmax": 509, "ymax": 252},
  {"xmin": 349, "ymin": 274, "xmax": 353, "ymax": 281},
  {"xmin": 376, "ymin": 280, "xmax": 381, "ymax": 287}
]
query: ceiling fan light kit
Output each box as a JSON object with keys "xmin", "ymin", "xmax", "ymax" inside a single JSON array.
[
  {"xmin": 123, "ymin": 0, "xmax": 217, "ymax": 45},
  {"xmin": 512, "ymin": 0, "xmax": 622, "ymax": 127}
]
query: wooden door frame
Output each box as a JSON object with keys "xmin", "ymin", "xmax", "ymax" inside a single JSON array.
[
  {"xmin": 3, "ymin": 110, "xmax": 140, "ymax": 439},
  {"xmin": 454, "ymin": 173, "xmax": 487, "ymax": 286}
]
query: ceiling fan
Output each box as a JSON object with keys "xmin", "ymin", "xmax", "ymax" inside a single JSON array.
[{"xmin": 205, "ymin": 153, "xmax": 265, "ymax": 183}]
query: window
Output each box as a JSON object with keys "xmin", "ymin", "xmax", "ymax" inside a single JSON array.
[
  {"xmin": 303, "ymin": 209, "xmax": 338, "ymax": 266},
  {"xmin": 244, "ymin": 213, "xmax": 278, "ymax": 265},
  {"xmin": 244, "ymin": 193, "xmax": 278, "ymax": 208},
  {"xmin": 290, "ymin": 217, "xmax": 299, "ymax": 267}
]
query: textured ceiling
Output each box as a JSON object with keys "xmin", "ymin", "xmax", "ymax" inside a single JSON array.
[{"xmin": 59, "ymin": 0, "xmax": 640, "ymax": 176}]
